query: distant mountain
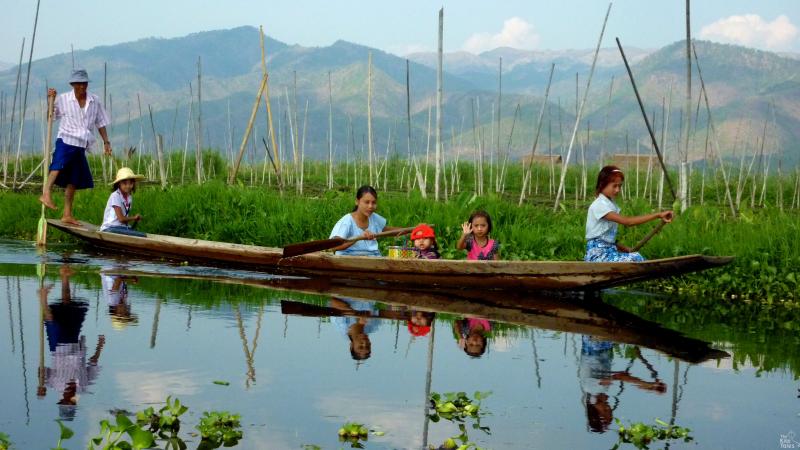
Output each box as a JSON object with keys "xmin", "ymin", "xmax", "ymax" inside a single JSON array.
[
  {"xmin": 0, "ymin": 28, "xmax": 797, "ymax": 168},
  {"xmin": 0, "ymin": 61, "xmax": 11, "ymax": 71}
]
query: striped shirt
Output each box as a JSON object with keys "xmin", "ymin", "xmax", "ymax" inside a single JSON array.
[{"xmin": 54, "ymin": 90, "xmax": 111, "ymax": 150}]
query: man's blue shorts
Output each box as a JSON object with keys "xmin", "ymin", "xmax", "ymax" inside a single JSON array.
[{"xmin": 49, "ymin": 138, "xmax": 94, "ymax": 189}]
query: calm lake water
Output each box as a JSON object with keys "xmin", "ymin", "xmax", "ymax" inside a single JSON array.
[{"xmin": 0, "ymin": 239, "xmax": 797, "ymax": 449}]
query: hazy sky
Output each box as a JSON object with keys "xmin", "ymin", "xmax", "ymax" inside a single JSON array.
[{"xmin": 1, "ymin": 0, "xmax": 798, "ymax": 63}]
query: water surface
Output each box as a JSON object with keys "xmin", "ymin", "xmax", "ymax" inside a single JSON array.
[{"xmin": 0, "ymin": 240, "xmax": 797, "ymax": 449}]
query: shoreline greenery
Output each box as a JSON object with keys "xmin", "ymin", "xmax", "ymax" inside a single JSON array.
[{"xmin": 2, "ymin": 155, "xmax": 799, "ymax": 304}]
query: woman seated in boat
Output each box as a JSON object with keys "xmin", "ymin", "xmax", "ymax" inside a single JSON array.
[
  {"xmin": 585, "ymin": 166, "xmax": 672, "ymax": 262},
  {"xmin": 329, "ymin": 185, "xmax": 410, "ymax": 257}
]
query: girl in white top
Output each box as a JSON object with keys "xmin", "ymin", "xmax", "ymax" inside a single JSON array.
[
  {"xmin": 585, "ymin": 166, "xmax": 673, "ymax": 262},
  {"xmin": 101, "ymin": 168, "xmax": 146, "ymax": 237},
  {"xmin": 329, "ymin": 185, "xmax": 409, "ymax": 256}
]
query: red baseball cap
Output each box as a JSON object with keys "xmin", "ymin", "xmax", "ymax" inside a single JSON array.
[{"xmin": 411, "ymin": 224, "xmax": 435, "ymax": 239}]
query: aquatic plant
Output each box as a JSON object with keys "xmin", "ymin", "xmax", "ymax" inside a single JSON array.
[
  {"xmin": 613, "ymin": 418, "xmax": 693, "ymax": 449},
  {"xmin": 428, "ymin": 391, "xmax": 492, "ymax": 450},
  {"xmin": 5, "ymin": 396, "xmax": 245, "ymax": 450},
  {"xmin": 337, "ymin": 422, "xmax": 369, "ymax": 448},
  {"xmin": 196, "ymin": 411, "xmax": 243, "ymax": 450}
]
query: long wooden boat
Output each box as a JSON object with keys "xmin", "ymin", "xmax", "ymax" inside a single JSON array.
[
  {"xmin": 48, "ymin": 219, "xmax": 733, "ymax": 291},
  {"xmin": 104, "ymin": 268, "xmax": 728, "ymax": 363}
]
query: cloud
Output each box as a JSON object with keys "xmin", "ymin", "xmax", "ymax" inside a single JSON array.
[
  {"xmin": 462, "ymin": 17, "xmax": 540, "ymax": 54},
  {"xmin": 700, "ymin": 14, "xmax": 798, "ymax": 51},
  {"xmin": 388, "ymin": 43, "xmax": 432, "ymax": 56}
]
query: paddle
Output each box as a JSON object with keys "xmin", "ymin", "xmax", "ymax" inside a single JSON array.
[
  {"xmin": 282, "ymin": 226, "xmax": 414, "ymax": 258},
  {"xmin": 36, "ymin": 93, "xmax": 55, "ymax": 247}
]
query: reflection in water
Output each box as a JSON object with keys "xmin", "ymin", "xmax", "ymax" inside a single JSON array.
[
  {"xmin": 3, "ymin": 248, "xmax": 797, "ymax": 450},
  {"xmin": 579, "ymin": 335, "xmax": 667, "ymax": 433},
  {"xmin": 101, "ymin": 272, "xmax": 139, "ymax": 328},
  {"xmin": 38, "ymin": 266, "xmax": 105, "ymax": 421},
  {"xmin": 453, "ymin": 318, "xmax": 492, "ymax": 358},
  {"xmin": 329, "ymin": 298, "xmax": 382, "ymax": 361}
]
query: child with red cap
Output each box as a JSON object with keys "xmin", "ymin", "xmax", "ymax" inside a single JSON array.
[{"xmin": 410, "ymin": 224, "xmax": 440, "ymax": 259}]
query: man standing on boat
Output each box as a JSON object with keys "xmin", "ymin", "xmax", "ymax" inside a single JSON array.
[{"xmin": 40, "ymin": 68, "xmax": 112, "ymax": 226}]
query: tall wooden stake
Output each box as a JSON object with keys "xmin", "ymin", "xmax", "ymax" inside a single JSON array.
[
  {"xmin": 554, "ymin": 2, "xmax": 612, "ymax": 210},
  {"xmin": 367, "ymin": 52, "xmax": 374, "ymax": 186},
  {"xmin": 435, "ymin": 8, "xmax": 444, "ymax": 201},
  {"xmin": 13, "ymin": 0, "xmax": 41, "ymax": 188}
]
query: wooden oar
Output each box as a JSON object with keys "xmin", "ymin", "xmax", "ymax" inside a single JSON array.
[
  {"xmin": 36, "ymin": 94, "xmax": 55, "ymax": 247},
  {"xmin": 632, "ymin": 221, "xmax": 665, "ymax": 252},
  {"xmin": 282, "ymin": 226, "xmax": 414, "ymax": 258}
]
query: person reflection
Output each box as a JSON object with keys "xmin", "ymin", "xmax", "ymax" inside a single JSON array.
[
  {"xmin": 329, "ymin": 297, "xmax": 382, "ymax": 361},
  {"xmin": 38, "ymin": 265, "xmax": 105, "ymax": 420},
  {"xmin": 407, "ymin": 311, "xmax": 435, "ymax": 337},
  {"xmin": 453, "ymin": 317, "xmax": 492, "ymax": 358},
  {"xmin": 101, "ymin": 272, "xmax": 139, "ymax": 329},
  {"xmin": 580, "ymin": 335, "xmax": 666, "ymax": 433}
]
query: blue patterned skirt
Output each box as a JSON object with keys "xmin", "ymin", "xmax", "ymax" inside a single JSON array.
[{"xmin": 584, "ymin": 238, "xmax": 645, "ymax": 262}]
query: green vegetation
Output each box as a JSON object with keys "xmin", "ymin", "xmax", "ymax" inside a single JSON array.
[
  {"xmin": 0, "ymin": 396, "xmax": 244, "ymax": 450},
  {"xmin": 2, "ymin": 158, "xmax": 799, "ymax": 304},
  {"xmin": 337, "ymin": 422, "xmax": 370, "ymax": 448},
  {"xmin": 607, "ymin": 291, "xmax": 800, "ymax": 378},
  {"xmin": 613, "ymin": 418, "xmax": 693, "ymax": 450},
  {"xmin": 428, "ymin": 391, "xmax": 492, "ymax": 450}
]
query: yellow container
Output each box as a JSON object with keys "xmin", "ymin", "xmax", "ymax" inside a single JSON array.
[{"xmin": 388, "ymin": 246, "xmax": 415, "ymax": 259}]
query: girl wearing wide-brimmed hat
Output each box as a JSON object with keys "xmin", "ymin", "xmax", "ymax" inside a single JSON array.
[
  {"xmin": 40, "ymin": 69, "xmax": 113, "ymax": 226},
  {"xmin": 100, "ymin": 168, "xmax": 146, "ymax": 237}
]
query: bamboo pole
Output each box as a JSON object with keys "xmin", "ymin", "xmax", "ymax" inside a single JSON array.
[
  {"xmin": 299, "ymin": 99, "xmax": 308, "ymax": 195},
  {"xmin": 4, "ymin": 39, "xmax": 25, "ymax": 185},
  {"xmin": 367, "ymin": 52, "xmax": 374, "ymax": 186},
  {"xmin": 259, "ymin": 26, "xmax": 281, "ymax": 188},
  {"xmin": 554, "ymin": 2, "xmax": 612, "ymax": 211},
  {"xmin": 679, "ymin": 0, "xmax": 692, "ymax": 212},
  {"xmin": 693, "ymin": 42, "xmax": 736, "ymax": 217},
  {"xmin": 229, "ymin": 73, "xmax": 268, "ymax": 184},
  {"xmin": 13, "ymin": 1, "xmax": 41, "ymax": 189},
  {"xmin": 182, "ymin": 83, "xmax": 194, "ymax": 184},
  {"xmin": 156, "ymin": 134, "xmax": 167, "ymax": 188},
  {"xmin": 495, "ymin": 57, "xmax": 502, "ymax": 193},
  {"xmin": 196, "ymin": 57, "xmax": 204, "ymax": 183},
  {"xmin": 435, "ymin": 8, "xmax": 444, "ymax": 200},
  {"xmin": 600, "ymin": 76, "xmax": 614, "ymax": 165},
  {"xmin": 617, "ymin": 38, "xmax": 676, "ymax": 201},
  {"xmin": 328, "ymin": 71, "xmax": 334, "ymax": 189},
  {"xmin": 405, "ymin": 59, "xmax": 413, "ymax": 177}
]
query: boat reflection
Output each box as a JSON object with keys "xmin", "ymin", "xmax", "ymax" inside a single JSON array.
[{"xmin": 105, "ymin": 268, "xmax": 728, "ymax": 364}]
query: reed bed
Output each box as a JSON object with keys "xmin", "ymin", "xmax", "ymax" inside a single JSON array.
[{"xmin": 1, "ymin": 171, "xmax": 798, "ymax": 303}]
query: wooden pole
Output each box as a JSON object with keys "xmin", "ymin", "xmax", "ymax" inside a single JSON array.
[
  {"xmin": 554, "ymin": 2, "xmax": 612, "ymax": 211},
  {"xmin": 328, "ymin": 71, "xmax": 334, "ymax": 189},
  {"xmin": 367, "ymin": 52, "xmax": 374, "ymax": 186},
  {"xmin": 680, "ymin": 0, "xmax": 692, "ymax": 212},
  {"xmin": 36, "ymin": 94, "xmax": 54, "ymax": 246},
  {"xmin": 4, "ymin": 39, "xmax": 25, "ymax": 185},
  {"xmin": 406, "ymin": 59, "xmax": 413, "ymax": 194},
  {"xmin": 156, "ymin": 134, "xmax": 167, "ymax": 188},
  {"xmin": 435, "ymin": 8, "xmax": 443, "ymax": 200},
  {"xmin": 196, "ymin": 56, "xmax": 203, "ymax": 184},
  {"xmin": 259, "ymin": 26, "xmax": 281, "ymax": 188},
  {"xmin": 692, "ymin": 42, "xmax": 737, "ymax": 217},
  {"xmin": 14, "ymin": 0, "xmax": 41, "ymax": 188},
  {"xmin": 616, "ymin": 37, "xmax": 677, "ymax": 201},
  {"xmin": 229, "ymin": 73, "xmax": 268, "ymax": 184}
]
